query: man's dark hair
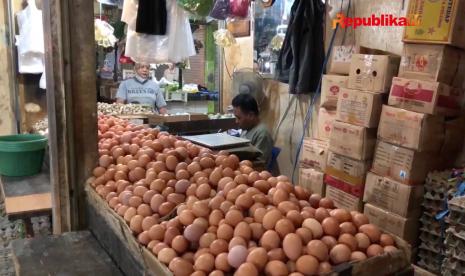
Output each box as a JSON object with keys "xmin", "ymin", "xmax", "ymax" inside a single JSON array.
[{"xmin": 232, "ymin": 94, "xmax": 259, "ymax": 116}]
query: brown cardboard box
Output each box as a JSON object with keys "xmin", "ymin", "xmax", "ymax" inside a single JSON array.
[
  {"xmin": 378, "ymin": 105, "xmax": 445, "ymax": 152},
  {"xmin": 399, "ymin": 44, "xmax": 465, "ymax": 87},
  {"xmin": 316, "ymin": 108, "xmax": 337, "ymax": 142},
  {"xmin": 326, "ymin": 185, "xmax": 363, "ymax": 212},
  {"xmin": 299, "ymin": 138, "xmax": 329, "ymax": 171},
  {"xmin": 348, "ymin": 54, "xmax": 401, "ymax": 93},
  {"xmin": 299, "ymin": 168, "xmax": 325, "ymax": 196},
  {"xmin": 321, "ymin": 75, "xmax": 349, "ymax": 108},
  {"xmin": 364, "ymin": 172, "xmax": 424, "ymax": 218},
  {"xmin": 364, "ymin": 203, "xmax": 419, "ymax": 244},
  {"xmin": 389, "ymin": 77, "xmax": 464, "ymax": 116},
  {"xmin": 148, "ymin": 114, "xmax": 190, "ymax": 124},
  {"xmin": 336, "ymin": 88, "xmax": 385, "ymax": 127},
  {"xmin": 404, "ymin": 0, "xmax": 465, "ymax": 50},
  {"xmin": 325, "ymin": 151, "xmax": 371, "ymax": 186},
  {"xmin": 371, "ymin": 140, "xmax": 435, "ymax": 185},
  {"xmin": 328, "ymin": 45, "xmax": 358, "ymax": 75},
  {"xmin": 325, "ymin": 175, "xmax": 365, "ymax": 198},
  {"xmin": 329, "ymin": 121, "xmax": 377, "ymax": 160}
]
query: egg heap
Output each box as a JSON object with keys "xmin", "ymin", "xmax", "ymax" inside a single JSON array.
[{"xmin": 90, "ymin": 116, "xmax": 399, "ymax": 276}]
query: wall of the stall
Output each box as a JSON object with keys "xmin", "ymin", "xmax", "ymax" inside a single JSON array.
[
  {"xmin": 221, "ymin": 0, "xmax": 409, "ymax": 181},
  {"xmin": 0, "ymin": 0, "xmax": 16, "ymax": 135}
]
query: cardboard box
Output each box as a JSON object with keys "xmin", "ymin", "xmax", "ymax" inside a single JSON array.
[
  {"xmin": 336, "ymin": 88, "xmax": 385, "ymax": 127},
  {"xmin": 299, "ymin": 168, "xmax": 325, "ymax": 196},
  {"xmin": 148, "ymin": 114, "xmax": 190, "ymax": 124},
  {"xmin": 389, "ymin": 77, "xmax": 464, "ymax": 116},
  {"xmin": 328, "ymin": 45, "xmax": 358, "ymax": 75},
  {"xmin": 378, "ymin": 105, "xmax": 445, "ymax": 152},
  {"xmin": 364, "ymin": 172, "xmax": 424, "ymax": 218},
  {"xmin": 348, "ymin": 54, "xmax": 401, "ymax": 93},
  {"xmin": 399, "ymin": 44, "xmax": 465, "ymax": 87},
  {"xmin": 329, "ymin": 121, "xmax": 377, "ymax": 160},
  {"xmin": 364, "ymin": 203, "xmax": 419, "ymax": 245},
  {"xmin": 325, "ymin": 151, "xmax": 371, "ymax": 186},
  {"xmin": 404, "ymin": 0, "xmax": 465, "ymax": 50},
  {"xmin": 316, "ymin": 108, "xmax": 337, "ymax": 142},
  {"xmin": 325, "ymin": 174, "xmax": 365, "ymax": 198},
  {"xmin": 321, "ymin": 75, "xmax": 349, "ymax": 108},
  {"xmin": 326, "ymin": 185, "xmax": 363, "ymax": 212},
  {"xmin": 371, "ymin": 140, "xmax": 435, "ymax": 185},
  {"xmin": 300, "ymin": 138, "xmax": 329, "ymax": 171}
]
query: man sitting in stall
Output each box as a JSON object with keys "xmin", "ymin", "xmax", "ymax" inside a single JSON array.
[
  {"xmin": 116, "ymin": 63, "xmax": 168, "ymax": 114},
  {"xmin": 232, "ymin": 93, "xmax": 274, "ymax": 165}
]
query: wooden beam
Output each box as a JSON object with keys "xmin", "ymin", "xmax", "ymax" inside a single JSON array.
[{"xmin": 42, "ymin": 0, "xmax": 98, "ymax": 233}]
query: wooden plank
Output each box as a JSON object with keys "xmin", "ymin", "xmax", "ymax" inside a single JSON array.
[
  {"xmin": 11, "ymin": 231, "xmax": 123, "ymax": 276},
  {"xmin": 85, "ymin": 183, "xmax": 172, "ymax": 276},
  {"xmin": 42, "ymin": 0, "xmax": 98, "ymax": 233},
  {"xmin": 4, "ymin": 193, "xmax": 51, "ymax": 216}
]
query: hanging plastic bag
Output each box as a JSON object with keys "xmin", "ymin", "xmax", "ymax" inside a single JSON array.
[
  {"xmin": 209, "ymin": 0, "xmax": 230, "ymax": 20},
  {"xmin": 177, "ymin": 0, "xmax": 214, "ymax": 18},
  {"xmin": 213, "ymin": 29, "xmax": 236, "ymax": 48},
  {"xmin": 230, "ymin": 0, "xmax": 249, "ymax": 18}
]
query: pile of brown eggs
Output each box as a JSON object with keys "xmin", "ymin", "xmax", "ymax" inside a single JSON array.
[{"xmin": 90, "ymin": 116, "xmax": 399, "ymax": 276}]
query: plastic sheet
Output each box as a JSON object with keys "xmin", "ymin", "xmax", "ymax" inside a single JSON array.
[{"xmin": 209, "ymin": 0, "xmax": 230, "ymax": 20}]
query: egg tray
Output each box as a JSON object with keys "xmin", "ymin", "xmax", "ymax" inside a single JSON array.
[
  {"xmin": 416, "ymin": 259, "xmax": 441, "ymax": 275},
  {"xmin": 419, "ymin": 231, "xmax": 444, "ymax": 247},
  {"xmin": 422, "ymin": 199, "xmax": 449, "ymax": 213},
  {"xmin": 418, "ymin": 241, "xmax": 444, "ymax": 255},
  {"xmin": 445, "ymin": 225, "xmax": 465, "ymax": 241},
  {"xmin": 423, "ymin": 191, "xmax": 455, "ymax": 203},
  {"xmin": 420, "ymin": 223, "xmax": 446, "ymax": 236},
  {"xmin": 442, "ymin": 257, "xmax": 465, "ymax": 274},
  {"xmin": 417, "ymin": 253, "xmax": 444, "ymax": 267}
]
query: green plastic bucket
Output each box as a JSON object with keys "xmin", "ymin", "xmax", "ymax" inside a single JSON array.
[{"xmin": 0, "ymin": 134, "xmax": 48, "ymax": 176}]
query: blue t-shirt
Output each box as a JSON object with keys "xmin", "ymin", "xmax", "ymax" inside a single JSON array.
[{"xmin": 116, "ymin": 76, "xmax": 167, "ymax": 113}]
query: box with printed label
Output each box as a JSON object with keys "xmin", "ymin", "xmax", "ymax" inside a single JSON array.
[
  {"xmin": 328, "ymin": 45, "xmax": 358, "ymax": 75},
  {"xmin": 329, "ymin": 121, "xmax": 377, "ymax": 160},
  {"xmin": 364, "ymin": 203, "xmax": 419, "ymax": 244},
  {"xmin": 403, "ymin": 0, "xmax": 465, "ymax": 50},
  {"xmin": 336, "ymin": 88, "xmax": 385, "ymax": 127},
  {"xmin": 324, "ymin": 174, "xmax": 365, "ymax": 198},
  {"xmin": 326, "ymin": 185, "xmax": 363, "ymax": 212},
  {"xmin": 299, "ymin": 168, "xmax": 325, "ymax": 196},
  {"xmin": 399, "ymin": 44, "xmax": 465, "ymax": 87},
  {"xmin": 378, "ymin": 105, "xmax": 445, "ymax": 152},
  {"xmin": 364, "ymin": 172, "xmax": 424, "ymax": 218},
  {"xmin": 299, "ymin": 138, "xmax": 329, "ymax": 171},
  {"xmin": 321, "ymin": 75, "xmax": 349, "ymax": 108},
  {"xmin": 316, "ymin": 108, "xmax": 337, "ymax": 142},
  {"xmin": 389, "ymin": 77, "xmax": 464, "ymax": 116},
  {"xmin": 325, "ymin": 151, "xmax": 371, "ymax": 186},
  {"xmin": 372, "ymin": 140, "xmax": 436, "ymax": 185},
  {"xmin": 348, "ymin": 54, "xmax": 401, "ymax": 93}
]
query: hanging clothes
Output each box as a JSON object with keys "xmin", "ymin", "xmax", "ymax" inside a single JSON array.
[
  {"xmin": 276, "ymin": 0, "xmax": 325, "ymax": 94},
  {"xmin": 122, "ymin": 0, "xmax": 196, "ymax": 64},
  {"xmin": 136, "ymin": 0, "xmax": 167, "ymax": 35},
  {"xmin": 16, "ymin": 0, "xmax": 45, "ymax": 74}
]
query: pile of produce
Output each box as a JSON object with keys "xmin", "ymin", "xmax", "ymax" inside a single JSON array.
[
  {"xmin": 31, "ymin": 118, "xmax": 49, "ymax": 136},
  {"xmin": 97, "ymin": 102, "xmax": 152, "ymax": 116},
  {"xmin": 89, "ymin": 115, "xmax": 401, "ymax": 276}
]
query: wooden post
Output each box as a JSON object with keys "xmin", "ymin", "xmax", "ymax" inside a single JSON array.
[{"xmin": 42, "ymin": 0, "xmax": 98, "ymax": 233}]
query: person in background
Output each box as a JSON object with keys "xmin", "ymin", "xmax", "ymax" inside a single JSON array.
[
  {"xmin": 232, "ymin": 93, "xmax": 274, "ymax": 165},
  {"xmin": 163, "ymin": 63, "xmax": 179, "ymax": 82},
  {"xmin": 116, "ymin": 63, "xmax": 168, "ymax": 114}
]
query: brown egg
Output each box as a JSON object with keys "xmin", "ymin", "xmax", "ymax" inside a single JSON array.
[
  {"xmin": 158, "ymin": 247, "xmax": 177, "ymax": 264},
  {"xmin": 210, "ymin": 239, "xmax": 229, "ymax": 256},
  {"xmin": 235, "ymin": 193, "xmax": 254, "ymax": 210},
  {"xmin": 314, "ymin": 207, "xmax": 330, "ymax": 222},
  {"xmin": 164, "ymin": 226, "xmax": 181, "ymax": 246},
  {"xmin": 228, "ymin": 237, "xmax": 247, "ymax": 250},
  {"xmin": 137, "ymin": 204, "xmax": 152, "ymax": 217},
  {"xmin": 295, "ymin": 255, "xmax": 319, "ymax": 275},
  {"xmin": 308, "ymin": 194, "xmax": 322, "ymax": 208},
  {"xmin": 321, "ymin": 236, "xmax": 337, "ymax": 251},
  {"xmin": 142, "ymin": 190, "xmax": 157, "ymax": 204},
  {"xmin": 209, "ymin": 195, "xmax": 226, "ymax": 210},
  {"xmin": 124, "ymin": 207, "xmax": 137, "ymax": 222},
  {"xmin": 200, "ymin": 157, "xmax": 215, "ymax": 169},
  {"xmin": 275, "ymin": 218, "xmax": 296, "ymax": 238},
  {"xmin": 217, "ymin": 224, "xmax": 234, "ymax": 241},
  {"xmin": 141, "ymin": 216, "xmax": 158, "ymax": 231},
  {"xmin": 286, "ymin": 210, "xmax": 304, "ymax": 228},
  {"xmin": 209, "ymin": 210, "xmax": 224, "ymax": 227},
  {"xmin": 200, "ymin": 233, "xmax": 217, "ymax": 249},
  {"xmin": 169, "ymin": 257, "xmax": 194, "ymax": 276},
  {"xmin": 350, "ymin": 251, "xmax": 367, "ymax": 261},
  {"xmin": 338, "ymin": 234, "xmax": 358, "ymax": 251},
  {"xmin": 137, "ymin": 231, "xmax": 151, "ymax": 245},
  {"xmin": 215, "ymin": 253, "xmax": 232, "ymax": 272},
  {"xmin": 329, "ymin": 244, "xmax": 351, "ymax": 264},
  {"xmin": 273, "ymin": 189, "xmax": 290, "ymax": 205},
  {"xmin": 248, "ymin": 223, "xmax": 264, "ymax": 241},
  {"xmin": 158, "ymin": 202, "xmax": 176, "ymax": 217},
  {"xmin": 193, "ymin": 201, "xmax": 211, "ymax": 218},
  {"xmin": 355, "ymin": 232, "xmax": 371, "ymax": 251},
  {"xmin": 260, "ymin": 230, "xmax": 281, "ymax": 250},
  {"xmin": 196, "ymin": 183, "xmax": 212, "ymax": 199},
  {"xmin": 367, "ymin": 244, "xmax": 384, "ymax": 257},
  {"xmin": 176, "ymin": 169, "xmax": 190, "ymax": 180},
  {"xmin": 263, "ymin": 209, "xmax": 283, "ymax": 230},
  {"xmin": 268, "ymin": 248, "xmax": 286, "ymax": 261},
  {"xmin": 195, "ymin": 253, "xmax": 215, "ymax": 273},
  {"xmin": 318, "ymin": 197, "xmax": 334, "ymax": 209},
  {"xmin": 129, "ymin": 215, "xmax": 144, "ymax": 234},
  {"xmin": 384, "ymin": 245, "xmax": 398, "ymax": 253},
  {"xmin": 352, "ymin": 213, "xmax": 369, "ymax": 228},
  {"xmin": 295, "ymin": 228, "xmax": 313, "ymax": 244},
  {"xmin": 265, "ymin": 260, "xmax": 288, "ymax": 276},
  {"xmin": 234, "ymin": 222, "xmax": 252, "ymax": 241},
  {"xmin": 148, "ymin": 224, "xmax": 166, "ymax": 241},
  {"xmin": 225, "ymin": 209, "xmax": 244, "ymax": 227},
  {"xmin": 228, "ymin": 245, "xmax": 248, "ymax": 269},
  {"xmin": 380, "ymin": 233, "xmax": 395, "ymax": 246},
  {"xmin": 283, "ymin": 233, "xmax": 302, "ymax": 261},
  {"xmin": 184, "ymin": 223, "xmax": 206, "ymax": 242},
  {"xmin": 253, "ymin": 208, "xmax": 267, "ymax": 223},
  {"xmin": 330, "ymin": 209, "xmax": 352, "ymax": 223},
  {"xmin": 302, "ymin": 218, "xmax": 323, "ymax": 238},
  {"xmin": 128, "ymin": 196, "xmax": 143, "ymax": 208},
  {"xmin": 187, "ymin": 162, "xmax": 202, "ymax": 175},
  {"xmin": 318, "ymin": 262, "xmax": 332, "ymax": 274},
  {"xmin": 153, "ymin": 242, "xmax": 168, "ymax": 255},
  {"xmin": 165, "ymin": 155, "xmax": 178, "ymax": 171},
  {"xmin": 117, "ymin": 205, "xmax": 129, "ymax": 216},
  {"xmin": 167, "ymin": 193, "xmax": 185, "ymax": 205},
  {"xmin": 321, "ymin": 217, "xmax": 340, "ymax": 237},
  {"xmin": 359, "ymin": 224, "xmax": 381, "ymax": 243},
  {"xmin": 307, "ymin": 240, "xmax": 329, "ymax": 262},
  {"xmin": 253, "ymin": 180, "xmax": 270, "ymax": 193},
  {"xmin": 171, "ymin": 235, "xmax": 189, "ymax": 253},
  {"xmin": 246, "ymin": 247, "xmax": 268, "ymax": 271},
  {"xmin": 340, "ymin": 222, "xmax": 357, "ymax": 235},
  {"xmin": 235, "ymin": 262, "xmax": 258, "ymax": 276}
]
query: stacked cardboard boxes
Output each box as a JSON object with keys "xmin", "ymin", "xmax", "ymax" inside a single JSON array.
[
  {"xmin": 298, "ymin": 138, "xmax": 328, "ymax": 195},
  {"xmin": 324, "ymin": 54, "xmax": 400, "ymax": 211}
]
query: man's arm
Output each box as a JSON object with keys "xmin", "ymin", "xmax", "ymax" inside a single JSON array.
[{"xmin": 253, "ymin": 132, "xmax": 274, "ymax": 165}]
